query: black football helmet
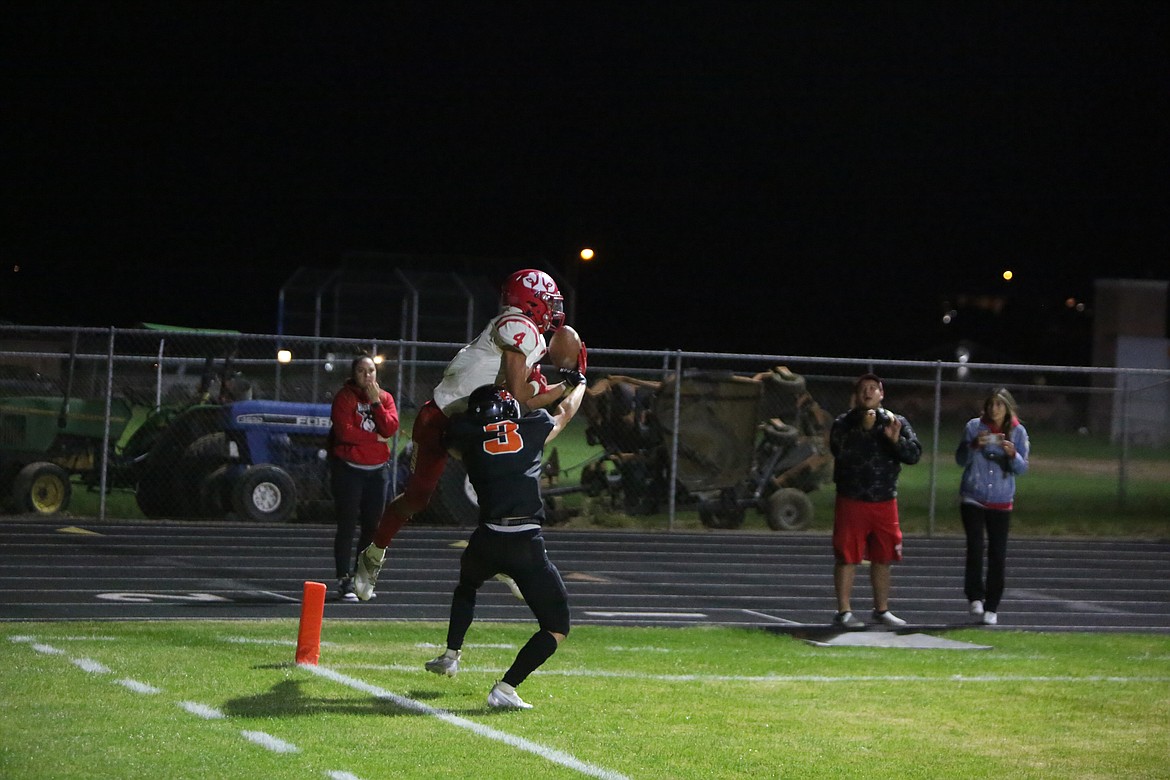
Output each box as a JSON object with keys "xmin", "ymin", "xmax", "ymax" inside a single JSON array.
[{"xmin": 466, "ymin": 384, "xmax": 520, "ymax": 423}]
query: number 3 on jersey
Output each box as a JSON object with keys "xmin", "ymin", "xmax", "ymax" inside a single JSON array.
[{"xmin": 482, "ymin": 420, "xmax": 523, "ymax": 454}]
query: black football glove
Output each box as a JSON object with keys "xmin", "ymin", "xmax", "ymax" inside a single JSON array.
[{"xmin": 557, "ymin": 367, "xmax": 586, "ymax": 388}]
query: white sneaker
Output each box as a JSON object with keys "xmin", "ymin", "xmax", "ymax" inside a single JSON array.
[
  {"xmin": 487, "ymin": 681, "xmax": 533, "ymax": 710},
  {"xmin": 832, "ymin": 611, "xmax": 866, "ymax": 630},
  {"xmin": 353, "ymin": 545, "xmax": 385, "ymax": 602},
  {"xmin": 969, "ymin": 600, "xmax": 985, "ymax": 616},
  {"xmin": 983, "ymin": 611, "xmax": 998, "ymax": 626},
  {"xmin": 425, "ymin": 649, "xmax": 461, "ymax": 677},
  {"xmin": 873, "ymin": 609, "xmax": 907, "ymax": 627}
]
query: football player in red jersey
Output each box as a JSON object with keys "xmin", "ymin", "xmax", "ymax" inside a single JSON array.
[{"xmin": 353, "ymin": 269, "xmax": 587, "ymax": 601}]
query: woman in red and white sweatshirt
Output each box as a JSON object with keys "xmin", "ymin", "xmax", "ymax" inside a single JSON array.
[{"xmin": 330, "ymin": 354, "xmax": 398, "ymax": 601}]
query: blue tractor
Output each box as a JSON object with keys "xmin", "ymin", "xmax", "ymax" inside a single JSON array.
[{"xmin": 134, "ymin": 399, "xmax": 334, "ymax": 523}]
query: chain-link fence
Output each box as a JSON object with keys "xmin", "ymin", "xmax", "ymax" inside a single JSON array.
[{"xmin": 2, "ymin": 325, "xmax": 1168, "ymax": 536}]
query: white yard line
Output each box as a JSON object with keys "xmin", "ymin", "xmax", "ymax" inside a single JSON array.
[{"xmin": 301, "ymin": 663, "xmax": 631, "ymax": 780}]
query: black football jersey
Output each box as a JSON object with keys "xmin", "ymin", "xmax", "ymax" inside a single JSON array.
[{"xmin": 448, "ymin": 409, "xmax": 555, "ymax": 524}]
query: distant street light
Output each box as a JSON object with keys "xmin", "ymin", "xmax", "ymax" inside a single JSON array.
[{"xmin": 1002, "ymin": 270, "xmax": 1014, "ymax": 281}]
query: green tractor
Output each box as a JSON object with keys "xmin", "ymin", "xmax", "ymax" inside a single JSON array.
[
  {"xmin": 0, "ymin": 352, "xmax": 248, "ymax": 516},
  {"xmin": 0, "ymin": 394, "xmax": 135, "ymax": 514}
]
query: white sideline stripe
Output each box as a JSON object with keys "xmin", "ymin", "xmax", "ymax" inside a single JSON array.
[
  {"xmin": 416, "ymin": 641, "xmax": 516, "ymax": 650},
  {"xmin": 31, "ymin": 643, "xmax": 65, "ymax": 655},
  {"xmin": 302, "ymin": 663, "xmax": 630, "ymax": 780},
  {"xmin": 241, "ymin": 730, "xmax": 300, "ymax": 753},
  {"xmin": 180, "ymin": 701, "xmax": 226, "ymax": 719},
  {"xmin": 330, "ymin": 663, "xmax": 1170, "ymax": 685},
  {"xmin": 606, "ymin": 646, "xmax": 672, "ymax": 653},
  {"xmin": 73, "ymin": 657, "xmax": 111, "ymax": 673},
  {"xmin": 118, "ymin": 679, "xmax": 161, "ymax": 694},
  {"xmin": 224, "ymin": 637, "xmax": 338, "ymax": 647}
]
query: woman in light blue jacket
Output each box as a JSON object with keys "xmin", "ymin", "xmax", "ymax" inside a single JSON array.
[{"xmin": 955, "ymin": 388, "xmax": 1030, "ymax": 626}]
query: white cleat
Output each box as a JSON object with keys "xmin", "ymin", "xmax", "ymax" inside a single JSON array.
[
  {"xmin": 425, "ymin": 650, "xmax": 461, "ymax": 677},
  {"xmin": 353, "ymin": 545, "xmax": 385, "ymax": 602},
  {"xmin": 487, "ymin": 681, "xmax": 533, "ymax": 710}
]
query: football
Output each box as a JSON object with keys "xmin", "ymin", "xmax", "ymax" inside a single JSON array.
[{"xmin": 547, "ymin": 325, "xmax": 582, "ymax": 369}]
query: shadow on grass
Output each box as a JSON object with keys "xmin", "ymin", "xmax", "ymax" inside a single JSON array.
[{"xmin": 227, "ymin": 669, "xmax": 502, "ymax": 717}]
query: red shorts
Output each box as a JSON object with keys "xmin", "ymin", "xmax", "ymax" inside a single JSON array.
[
  {"xmin": 832, "ymin": 495, "xmax": 903, "ymax": 565},
  {"xmin": 403, "ymin": 400, "xmax": 451, "ymax": 504}
]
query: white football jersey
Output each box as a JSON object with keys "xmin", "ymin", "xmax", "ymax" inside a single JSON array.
[{"xmin": 432, "ymin": 307, "xmax": 548, "ymax": 415}]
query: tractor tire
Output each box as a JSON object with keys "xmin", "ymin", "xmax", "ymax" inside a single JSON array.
[
  {"xmin": 231, "ymin": 464, "xmax": 297, "ymax": 523},
  {"xmin": 134, "ymin": 408, "xmax": 223, "ymax": 519},
  {"xmin": 135, "ymin": 476, "xmax": 174, "ymax": 519},
  {"xmin": 197, "ymin": 465, "xmax": 232, "ymax": 518},
  {"xmin": 698, "ymin": 488, "xmax": 745, "ymax": 529},
  {"xmin": 13, "ymin": 462, "xmax": 72, "ymax": 515},
  {"xmin": 415, "ymin": 458, "xmax": 478, "ymax": 527},
  {"xmin": 181, "ymin": 433, "xmax": 229, "ymax": 518},
  {"xmin": 766, "ymin": 487, "xmax": 814, "ymax": 531}
]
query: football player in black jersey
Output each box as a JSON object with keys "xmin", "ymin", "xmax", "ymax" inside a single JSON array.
[{"xmin": 425, "ymin": 380, "xmax": 586, "ymax": 709}]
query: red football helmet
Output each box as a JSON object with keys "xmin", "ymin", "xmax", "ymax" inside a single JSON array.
[{"xmin": 499, "ymin": 269, "xmax": 565, "ymax": 333}]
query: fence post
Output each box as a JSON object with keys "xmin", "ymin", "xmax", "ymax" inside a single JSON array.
[
  {"xmin": 154, "ymin": 338, "xmax": 166, "ymax": 409},
  {"xmin": 1118, "ymin": 371, "xmax": 1129, "ymax": 510},
  {"xmin": 667, "ymin": 351, "xmax": 684, "ymax": 532},
  {"xmin": 927, "ymin": 361, "xmax": 942, "ymax": 537},
  {"xmin": 99, "ymin": 327, "xmax": 117, "ymax": 521}
]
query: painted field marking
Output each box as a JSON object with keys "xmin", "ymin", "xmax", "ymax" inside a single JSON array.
[
  {"xmin": 330, "ymin": 661, "xmax": 1170, "ymax": 685},
  {"xmin": 584, "ymin": 611, "xmax": 706, "ymax": 619},
  {"xmin": 741, "ymin": 609, "xmax": 803, "ymax": 625},
  {"xmin": 241, "ymin": 730, "xmax": 299, "ymax": 753},
  {"xmin": 415, "ymin": 641, "xmax": 516, "ymax": 650},
  {"xmin": 117, "ymin": 679, "xmax": 161, "ymax": 694},
  {"xmin": 302, "ymin": 663, "xmax": 631, "ymax": 780},
  {"xmin": 96, "ymin": 592, "xmax": 230, "ymax": 603},
  {"xmin": 7, "ymin": 635, "xmax": 365, "ymax": 779},
  {"xmin": 179, "ymin": 701, "xmax": 226, "ymax": 719},
  {"xmin": 226, "ymin": 637, "xmax": 339, "ymax": 647},
  {"xmin": 72, "ymin": 657, "xmax": 111, "ymax": 673}
]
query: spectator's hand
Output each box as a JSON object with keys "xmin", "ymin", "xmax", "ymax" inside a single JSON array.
[
  {"xmin": 364, "ymin": 381, "xmax": 381, "ymax": 404},
  {"xmin": 1002, "ymin": 439, "xmax": 1016, "ymax": 458},
  {"xmin": 558, "ymin": 367, "xmax": 586, "ymax": 388},
  {"xmin": 884, "ymin": 415, "xmax": 902, "ymax": 443},
  {"xmin": 862, "ymin": 409, "xmax": 877, "ymax": 431}
]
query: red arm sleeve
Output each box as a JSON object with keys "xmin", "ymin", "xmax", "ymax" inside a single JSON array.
[
  {"xmin": 330, "ymin": 386, "xmax": 369, "ymax": 448},
  {"xmin": 373, "ymin": 390, "xmax": 399, "ymax": 437}
]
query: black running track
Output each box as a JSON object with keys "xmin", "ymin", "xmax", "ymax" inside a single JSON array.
[{"xmin": 2, "ymin": 517, "xmax": 1168, "ymax": 634}]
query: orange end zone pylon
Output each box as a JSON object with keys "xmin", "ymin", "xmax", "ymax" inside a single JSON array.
[{"xmin": 295, "ymin": 581, "xmax": 327, "ymax": 665}]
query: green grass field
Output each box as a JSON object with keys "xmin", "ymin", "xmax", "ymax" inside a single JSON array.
[{"xmin": 3, "ymin": 621, "xmax": 1167, "ymax": 779}]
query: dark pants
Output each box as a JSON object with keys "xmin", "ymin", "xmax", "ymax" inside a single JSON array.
[
  {"xmin": 961, "ymin": 502, "xmax": 1011, "ymax": 612},
  {"xmin": 331, "ymin": 460, "xmax": 389, "ymax": 579},
  {"xmin": 446, "ymin": 525, "xmax": 570, "ymax": 687}
]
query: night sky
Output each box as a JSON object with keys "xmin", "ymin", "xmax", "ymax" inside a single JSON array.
[{"xmin": 3, "ymin": 1, "xmax": 1168, "ymax": 363}]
